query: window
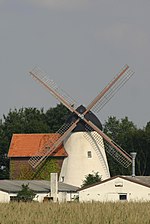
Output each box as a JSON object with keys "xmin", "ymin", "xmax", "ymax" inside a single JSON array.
[
  {"xmin": 115, "ymin": 184, "xmax": 123, "ymax": 187},
  {"xmin": 87, "ymin": 151, "xmax": 92, "ymax": 158},
  {"xmin": 115, "ymin": 181, "xmax": 123, "ymax": 187},
  {"xmin": 61, "ymin": 176, "xmax": 64, "ymax": 182},
  {"xmin": 119, "ymin": 194, "xmax": 127, "ymax": 200}
]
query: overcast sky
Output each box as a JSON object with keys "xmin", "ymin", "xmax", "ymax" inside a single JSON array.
[{"xmin": 0, "ymin": 0, "xmax": 150, "ymax": 128}]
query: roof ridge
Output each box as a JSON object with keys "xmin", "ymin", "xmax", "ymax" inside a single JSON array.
[{"xmin": 8, "ymin": 133, "xmax": 67, "ymax": 158}]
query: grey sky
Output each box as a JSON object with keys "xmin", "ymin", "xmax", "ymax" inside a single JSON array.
[{"xmin": 0, "ymin": 0, "xmax": 150, "ymax": 128}]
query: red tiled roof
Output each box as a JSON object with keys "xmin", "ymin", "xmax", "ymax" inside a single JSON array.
[{"xmin": 8, "ymin": 134, "xmax": 68, "ymax": 158}]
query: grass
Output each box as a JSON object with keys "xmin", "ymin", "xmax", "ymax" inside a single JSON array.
[{"xmin": 0, "ymin": 201, "xmax": 150, "ymax": 224}]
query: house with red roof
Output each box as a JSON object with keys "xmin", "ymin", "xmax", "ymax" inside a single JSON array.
[{"xmin": 8, "ymin": 134, "xmax": 67, "ymax": 180}]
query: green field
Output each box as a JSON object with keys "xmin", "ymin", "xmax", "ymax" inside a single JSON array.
[{"xmin": 0, "ymin": 202, "xmax": 150, "ymax": 224}]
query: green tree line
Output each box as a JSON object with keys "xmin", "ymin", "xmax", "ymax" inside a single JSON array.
[
  {"xmin": 0, "ymin": 104, "xmax": 150, "ymax": 179},
  {"xmin": 104, "ymin": 116, "xmax": 150, "ymax": 176}
]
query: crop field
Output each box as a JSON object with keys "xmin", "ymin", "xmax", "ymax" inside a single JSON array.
[{"xmin": 0, "ymin": 202, "xmax": 150, "ymax": 224}]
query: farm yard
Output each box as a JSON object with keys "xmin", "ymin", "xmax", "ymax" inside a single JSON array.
[
  {"xmin": 0, "ymin": 202, "xmax": 150, "ymax": 224},
  {"xmin": 0, "ymin": 2, "xmax": 150, "ymax": 224}
]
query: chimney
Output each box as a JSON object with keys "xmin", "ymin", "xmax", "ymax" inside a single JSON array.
[
  {"xmin": 50, "ymin": 173, "xmax": 58, "ymax": 202},
  {"xmin": 130, "ymin": 152, "xmax": 137, "ymax": 177}
]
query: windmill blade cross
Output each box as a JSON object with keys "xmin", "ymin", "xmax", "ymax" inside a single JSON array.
[{"xmin": 28, "ymin": 64, "xmax": 133, "ymax": 170}]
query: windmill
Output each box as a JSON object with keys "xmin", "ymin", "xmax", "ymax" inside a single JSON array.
[{"xmin": 28, "ymin": 64, "xmax": 134, "ymax": 187}]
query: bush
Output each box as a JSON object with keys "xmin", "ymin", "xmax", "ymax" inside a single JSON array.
[
  {"xmin": 16, "ymin": 184, "xmax": 35, "ymax": 202},
  {"xmin": 81, "ymin": 171, "xmax": 101, "ymax": 187}
]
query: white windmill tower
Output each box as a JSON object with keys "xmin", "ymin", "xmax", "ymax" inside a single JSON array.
[{"xmin": 28, "ymin": 64, "xmax": 134, "ymax": 187}]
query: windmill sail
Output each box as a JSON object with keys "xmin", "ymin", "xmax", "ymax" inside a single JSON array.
[
  {"xmin": 83, "ymin": 130, "xmax": 110, "ymax": 178},
  {"xmin": 104, "ymin": 140, "xmax": 131, "ymax": 168},
  {"xmin": 86, "ymin": 65, "xmax": 134, "ymax": 114},
  {"xmin": 82, "ymin": 119, "xmax": 132, "ymax": 166},
  {"xmin": 28, "ymin": 120, "xmax": 78, "ymax": 168},
  {"xmin": 29, "ymin": 67, "xmax": 77, "ymax": 111},
  {"xmin": 28, "ymin": 64, "xmax": 134, "ymax": 173},
  {"xmin": 83, "ymin": 122, "xmax": 131, "ymax": 168}
]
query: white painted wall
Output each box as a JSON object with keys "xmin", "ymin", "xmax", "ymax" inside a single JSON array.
[
  {"xmin": 58, "ymin": 192, "xmax": 78, "ymax": 202},
  {"xmin": 60, "ymin": 131, "xmax": 110, "ymax": 187},
  {"xmin": 33, "ymin": 193, "xmax": 49, "ymax": 202},
  {"xmin": 34, "ymin": 192, "xmax": 78, "ymax": 202},
  {"xmin": 0, "ymin": 191, "xmax": 48, "ymax": 203},
  {"xmin": 79, "ymin": 177, "xmax": 150, "ymax": 202},
  {"xmin": 0, "ymin": 190, "xmax": 10, "ymax": 203},
  {"xmin": 0, "ymin": 191, "xmax": 78, "ymax": 203},
  {"xmin": 0, "ymin": 191, "xmax": 79, "ymax": 203}
]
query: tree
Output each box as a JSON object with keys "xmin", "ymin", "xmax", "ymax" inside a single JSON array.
[
  {"xmin": 104, "ymin": 116, "xmax": 137, "ymax": 147},
  {"xmin": 2, "ymin": 107, "xmax": 49, "ymax": 136},
  {"xmin": 103, "ymin": 116, "xmax": 137, "ymax": 176},
  {"xmin": 45, "ymin": 103, "xmax": 71, "ymax": 132},
  {"xmin": 132, "ymin": 127, "xmax": 150, "ymax": 175},
  {"xmin": 81, "ymin": 171, "xmax": 102, "ymax": 188},
  {"xmin": 16, "ymin": 184, "xmax": 35, "ymax": 202}
]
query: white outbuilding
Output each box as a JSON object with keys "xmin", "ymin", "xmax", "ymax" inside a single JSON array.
[
  {"xmin": 0, "ymin": 179, "xmax": 78, "ymax": 203},
  {"xmin": 79, "ymin": 175, "xmax": 150, "ymax": 202}
]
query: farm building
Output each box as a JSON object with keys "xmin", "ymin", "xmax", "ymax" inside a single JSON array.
[
  {"xmin": 79, "ymin": 175, "xmax": 150, "ymax": 202},
  {"xmin": 8, "ymin": 134, "xmax": 67, "ymax": 180},
  {"xmin": 0, "ymin": 178, "xmax": 78, "ymax": 203}
]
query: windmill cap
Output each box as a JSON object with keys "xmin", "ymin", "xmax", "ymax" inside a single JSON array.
[{"xmin": 66, "ymin": 105, "xmax": 102, "ymax": 132}]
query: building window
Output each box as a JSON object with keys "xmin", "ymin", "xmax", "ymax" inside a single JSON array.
[
  {"xmin": 115, "ymin": 181, "xmax": 123, "ymax": 187},
  {"xmin": 61, "ymin": 176, "xmax": 64, "ymax": 182},
  {"xmin": 87, "ymin": 151, "xmax": 92, "ymax": 158},
  {"xmin": 119, "ymin": 194, "xmax": 127, "ymax": 200}
]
